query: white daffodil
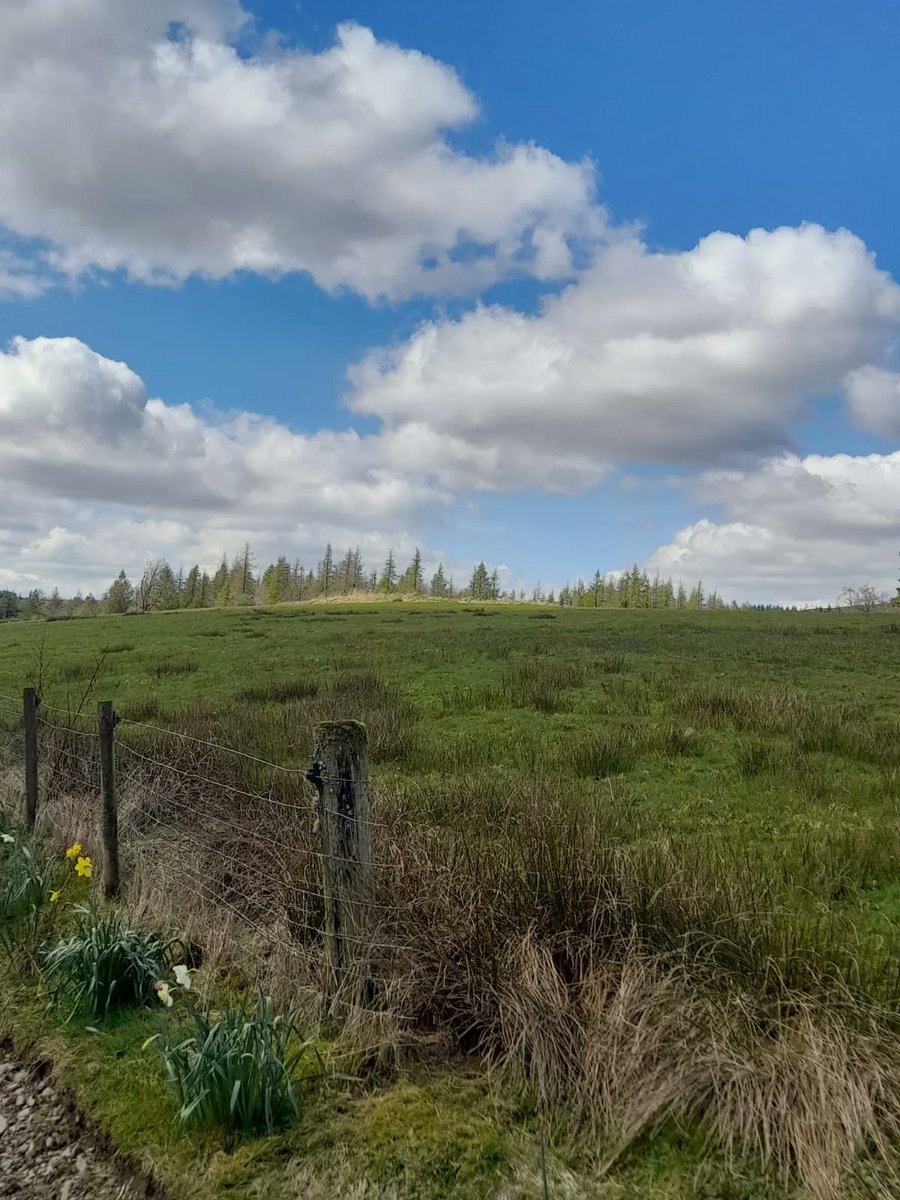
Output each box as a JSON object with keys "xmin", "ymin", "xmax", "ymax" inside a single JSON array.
[
  {"xmin": 173, "ymin": 964, "xmax": 192, "ymax": 991},
  {"xmin": 1, "ymin": 833, "xmax": 15, "ymax": 843},
  {"xmin": 154, "ymin": 980, "xmax": 173, "ymax": 1007}
]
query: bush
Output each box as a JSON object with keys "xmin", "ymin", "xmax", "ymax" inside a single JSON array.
[
  {"xmin": 159, "ymin": 995, "xmax": 315, "ymax": 1137},
  {"xmin": 41, "ymin": 906, "xmax": 170, "ymax": 1019}
]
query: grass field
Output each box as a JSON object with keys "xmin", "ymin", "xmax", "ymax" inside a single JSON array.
[{"xmin": 2, "ymin": 602, "xmax": 900, "ymax": 1197}]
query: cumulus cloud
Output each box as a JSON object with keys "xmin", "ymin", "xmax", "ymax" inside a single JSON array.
[
  {"xmin": 350, "ymin": 224, "xmax": 900, "ymax": 471},
  {"xmin": 646, "ymin": 451, "xmax": 900, "ymax": 605},
  {"xmin": 844, "ymin": 366, "xmax": 900, "ymax": 438},
  {"xmin": 2, "ymin": 333, "xmax": 898, "ymax": 604},
  {"xmin": 0, "ymin": 335, "xmax": 456, "ymax": 592},
  {"xmin": 0, "ymin": 2, "xmax": 602, "ymax": 299}
]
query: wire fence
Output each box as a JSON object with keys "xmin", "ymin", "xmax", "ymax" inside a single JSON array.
[{"xmin": 0, "ymin": 688, "xmax": 434, "ymax": 1003}]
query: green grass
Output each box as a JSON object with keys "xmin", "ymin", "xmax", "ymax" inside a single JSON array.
[{"xmin": 2, "ymin": 602, "xmax": 900, "ymax": 1196}]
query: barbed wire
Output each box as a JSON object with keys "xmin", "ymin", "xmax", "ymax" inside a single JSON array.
[
  {"xmin": 37, "ymin": 716, "xmax": 100, "ymax": 744},
  {"xmin": 115, "ymin": 742, "xmax": 307, "ymax": 812},
  {"xmin": 167, "ymin": 853, "xmax": 415, "ymax": 956},
  {"xmin": 113, "ymin": 764, "xmax": 421, "ymax": 883},
  {"xmin": 115, "ymin": 715, "xmax": 304, "ymax": 775}
]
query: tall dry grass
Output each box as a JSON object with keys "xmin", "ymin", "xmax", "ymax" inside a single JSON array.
[{"xmin": 6, "ymin": 687, "xmax": 900, "ymax": 1197}]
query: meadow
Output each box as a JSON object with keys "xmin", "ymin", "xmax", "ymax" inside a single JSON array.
[{"xmin": 2, "ymin": 602, "xmax": 900, "ymax": 1198}]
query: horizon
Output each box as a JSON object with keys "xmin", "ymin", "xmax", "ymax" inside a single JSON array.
[{"xmin": 1, "ymin": 2, "xmax": 899, "ymax": 607}]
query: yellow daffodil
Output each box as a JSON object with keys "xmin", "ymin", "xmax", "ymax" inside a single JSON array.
[
  {"xmin": 173, "ymin": 964, "xmax": 192, "ymax": 991},
  {"xmin": 1, "ymin": 833, "xmax": 14, "ymax": 844},
  {"xmin": 65, "ymin": 842, "xmax": 82, "ymax": 859},
  {"xmin": 154, "ymin": 981, "xmax": 173, "ymax": 1007},
  {"xmin": 50, "ymin": 890, "xmax": 61, "ymax": 904},
  {"xmin": 74, "ymin": 855, "xmax": 92, "ymax": 879}
]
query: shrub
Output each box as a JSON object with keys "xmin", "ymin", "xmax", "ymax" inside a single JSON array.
[
  {"xmin": 41, "ymin": 906, "xmax": 170, "ymax": 1019},
  {"xmin": 159, "ymin": 995, "xmax": 315, "ymax": 1137}
]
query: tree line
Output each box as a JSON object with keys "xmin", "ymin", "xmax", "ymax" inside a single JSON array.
[{"xmin": 2, "ymin": 543, "xmax": 898, "ymax": 620}]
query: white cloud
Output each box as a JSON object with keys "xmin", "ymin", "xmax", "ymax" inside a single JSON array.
[
  {"xmin": 844, "ymin": 366, "xmax": 900, "ymax": 438},
  {"xmin": 0, "ymin": 335, "xmax": 456, "ymax": 592},
  {"xmin": 646, "ymin": 451, "xmax": 900, "ymax": 605},
  {"xmin": 0, "ymin": 3, "xmax": 602, "ymax": 300},
  {"xmin": 350, "ymin": 224, "xmax": 900, "ymax": 471}
]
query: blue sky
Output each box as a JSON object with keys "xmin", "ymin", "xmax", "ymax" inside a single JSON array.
[{"xmin": 0, "ymin": 0, "xmax": 898, "ymax": 603}]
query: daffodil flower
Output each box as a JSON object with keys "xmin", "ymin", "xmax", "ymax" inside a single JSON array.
[
  {"xmin": 74, "ymin": 856, "xmax": 92, "ymax": 879},
  {"xmin": 50, "ymin": 890, "xmax": 61, "ymax": 904},
  {"xmin": 1, "ymin": 833, "xmax": 14, "ymax": 844},
  {"xmin": 173, "ymin": 964, "xmax": 192, "ymax": 991},
  {"xmin": 154, "ymin": 981, "xmax": 173, "ymax": 1007},
  {"xmin": 65, "ymin": 842, "xmax": 82, "ymax": 859}
]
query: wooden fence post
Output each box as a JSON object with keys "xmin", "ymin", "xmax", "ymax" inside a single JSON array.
[
  {"xmin": 23, "ymin": 687, "xmax": 38, "ymax": 831},
  {"xmin": 306, "ymin": 721, "xmax": 372, "ymax": 988},
  {"xmin": 98, "ymin": 701, "xmax": 120, "ymax": 899}
]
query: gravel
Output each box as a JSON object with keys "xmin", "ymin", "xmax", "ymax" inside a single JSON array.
[{"xmin": 0, "ymin": 1052, "xmax": 146, "ymax": 1198}]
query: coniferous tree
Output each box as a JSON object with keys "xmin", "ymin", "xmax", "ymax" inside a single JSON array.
[
  {"xmin": 399, "ymin": 548, "xmax": 424, "ymax": 593},
  {"xmin": 263, "ymin": 557, "xmax": 291, "ymax": 606},
  {"xmin": 211, "ymin": 554, "xmax": 230, "ymax": 604},
  {"xmin": 182, "ymin": 565, "xmax": 202, "ymax": 608},
  {"xmin": 318, "ymin": 544, "xmax": 334, "ymax": 598},
  {"xmin": 104, "ymin": 571, "xmax": 134, "ymax": 614},
  {"xmin": 430, "ymin": 563, "xmax": 448, "ymax": 597},
  {"xmin": 379, "ymin": 550, "xmax": 398, "ymax": 592},
  {"xmin": 469, "ymin": 561, "xmax": 490, "ymax": 600},
  {"xmin": 231, "ymin": 543, "xmax": 256, "ymax": 605},
  {"xmin": 156, "ymin": 561, "xmax": 179, "ymax": 610}
]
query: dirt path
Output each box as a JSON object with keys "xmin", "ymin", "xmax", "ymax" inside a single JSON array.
[{"xmin": 0, "ymin": 1051, "xmax": 145, "ymax": 1199}]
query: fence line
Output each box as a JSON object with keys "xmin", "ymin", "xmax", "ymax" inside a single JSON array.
[{"xmin": 2, "ymin": 690, "xmax": 405, "ymax": 991}]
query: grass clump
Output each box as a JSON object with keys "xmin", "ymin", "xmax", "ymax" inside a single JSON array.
[
  {"xmin": 573, "ymin": 727, "xmax": 639, "ymax": 777},
  {"xmin": 159, "ymin": 995, "xmax": 315, "ymax": 1138},
  {"xmin": 238, "ymin": 678, "xmax": 319, "ymax": 704},
  {"xmin": 0, "ymin": 828, "xmax": 46, "ymax": 956},
  {"xmin": 42, "ymin": 905, "xmax": 170, "ymax": 1019}
]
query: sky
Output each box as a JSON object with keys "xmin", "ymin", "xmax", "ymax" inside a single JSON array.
[{"xmin": 0, "ymin": 0, "xmax": 898, "ymax": 606}]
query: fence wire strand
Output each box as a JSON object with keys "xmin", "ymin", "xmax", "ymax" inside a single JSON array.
[{"xmin": 4, "ymin": 703, "xmax": 432, "ymax": 985}]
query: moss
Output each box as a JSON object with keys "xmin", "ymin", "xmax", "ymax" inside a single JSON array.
[
  {"xmin": 0, "ymin": 976, "xmax": 510, "ymax": 1199},
  {"xmin": 349, "ymin": 1078, "xmax": 508, "ymax": 1198}
]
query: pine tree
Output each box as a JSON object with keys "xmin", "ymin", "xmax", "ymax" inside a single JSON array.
[
  {"xmin": 104, "ymin": 570, "xmax": 134, "ymax": 614},
  {"xmin": 319, "ymin": 544, "xmax": 334, "ymax": 598},
  {"xmin": 379, "ymin": 550, "xmax": 398, "ymax": 592},
  {"xmin": 211, "ymin": 554, "xmax": 230, "ymax": 604},
  {"xmin": 183, "ymin": 565, "xmax": 202, "ymax": 609},
  {"xmin": 263, "ymin": 557, "xmax": 291, "ymax": 606},
  {"xmin": 231, "ymin": 543, "xmax": 256, "ymax": 605},
  {"xmin": 156, "ymin": 561, "xmax": 179, "ymax": 610},
  {"xmin": 468, "ymin": 561, "xmax": 490, "ymax": 600},
  {"xmin": 399, "ymin": 548, "xmax": 424, "ymax": 593},
  {"xmin": 430, "ymin": 563, "xmax": 448, "ymax": 597}
]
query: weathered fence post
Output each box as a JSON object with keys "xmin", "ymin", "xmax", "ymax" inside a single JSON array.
[
  {"xmin": 98, "ymin": 701, "xmax": 120, "ymax": 898},
  {"xmin": 306, "ymin": 721, "xmax": 372, "ymax": 990},
  {"xmin": 23, "ymin": 687, "xmax": 38, "ymax": 831}
]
